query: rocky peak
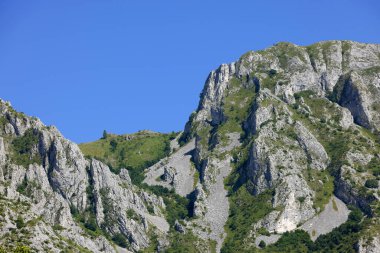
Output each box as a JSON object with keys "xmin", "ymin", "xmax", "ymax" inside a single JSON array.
[
  {"xmin": 1, "ymin": 40, "xmax": 380, "ymax": 253},
  {"xmin": 0, "ymin": 99, "xmax": 167, "ymax": 252}
]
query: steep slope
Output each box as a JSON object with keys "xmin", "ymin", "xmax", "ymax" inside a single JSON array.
[
  {"xmin": 1, "ymin": 40, "xmax": 380, "ymax": 253},
  {"xmin": 145, "ymin": 40, "xmax": 380, "ymax": 252},
  {"xmin": 0, "ymin": 101, "xmax": 169, "ymax": 252}
]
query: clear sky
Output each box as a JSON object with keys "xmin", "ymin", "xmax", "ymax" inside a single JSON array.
[{"xmin": 1, "ymin": 1, "xmax": 379, "ymax": 143}]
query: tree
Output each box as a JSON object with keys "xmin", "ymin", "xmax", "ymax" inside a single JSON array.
[
  {"xmin": 112, "ymin": 233, "xmax": 128, "ymax": 248},
  {"xmin": 15, "ymin": 216, "xmax": 25, "ymax": 229},
  {"xmin": 102, "ymin": 130, "xmax": 108, "ymax": 139},
  {"xmin": 110, "ymin": 139, "xmax": 118, "ymax": 151},
  {"xmin": 259, "ymin": 240, "xmax": 266, "ymax": 248},
  {"xmin": 268, "ymin": 69, "xmax": 277, "ymax": 77},
  {"xmin": 365, "ymin": 179, "xmax": 378, "ymax": 189}
]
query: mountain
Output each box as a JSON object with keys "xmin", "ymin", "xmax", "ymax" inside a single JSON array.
[{"xmin": 1, "ymin": 40, "xmax": 380, "ymax": 253}]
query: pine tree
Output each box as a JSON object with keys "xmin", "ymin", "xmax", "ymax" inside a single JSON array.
[{"xmin": 102, "ymin": 130, "xmax": 108, "ymax": 139}]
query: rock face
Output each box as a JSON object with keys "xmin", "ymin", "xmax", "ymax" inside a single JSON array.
[
  {"xmin": 175, "ymin": 40, "xmax": 380, "ymax": 252},
  {"xmin": 143, "ymin": 138, "xmax": 196, "ymax": 197},
  {"xmin": 0, "ymin": 100, "xmax": 167, "ymax": 252},
  {"xmin": 1, "ymin": 40, "xmax": 380, "ymax": 253},
  {"xmin": 358, "ymin": 236, "xmax": 380, "ymax": 253}
]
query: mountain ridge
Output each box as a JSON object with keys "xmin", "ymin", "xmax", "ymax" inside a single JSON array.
[{"xmin": 1, "ymin": 40, "xmax": 380, "ymax": 253}]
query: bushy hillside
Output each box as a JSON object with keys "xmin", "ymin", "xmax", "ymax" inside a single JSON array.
[{"xmin": 79, "ymin": 130, "xmax": 177, "ymax": 184}]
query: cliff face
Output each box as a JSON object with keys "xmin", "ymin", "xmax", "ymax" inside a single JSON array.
[
  {"xmin": 175, "ymin": 40, "xmax": 380, "ymax": 252},
  {"xmin": 0, "ymin": 101, "xmax": 167, "ymax": 252},
  {"xmin": 1, "ymin": 40, "xmax": 380, "ymax": 253}
]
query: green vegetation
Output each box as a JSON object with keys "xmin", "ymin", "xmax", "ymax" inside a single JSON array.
[
  {"xmin": 140, "ymin": 185, "xmax": 213, "ymax": 252},
  {"xmin": 165, "ymin": 231, "xmax": 215, "ymax": 253},
  {"xmin": 217, "ymin": 76, "xmax": 256, "ymax": 145},
  {"xmin": 0, "ymin": 116, "xmax": 8, "ymax": 132},
  {"xmin": 178, "ymin": 112, "xmax": 197, "ymax": 146},
  {"xmin": 365, "ymin": 179, "xmax": 378, "ymax": 189},
  {"xmin": 71, "ymin": 184, "xmax": 131, "ymax": 248},
  {"xmin": 80, "ymin": 130, "xmax": 196, "ymax": 250},
  {"xmin": 112, "ymin": 233, "xmax": 128, "ymax": 248},
  {"xmin": 16, "ymin": 176, "xmax": 29, "ymax": 196},
  {"xmin": 361, "ymin": 66, "xmax": 380, "ymax": 76},
  {"xmin": 16, "ymin": 177, "xmax": 40, "ymax": 198},
  {"xmin": 143, "ymin": 185, "xmax": 191, "ymax": 227},
  {"xmin": 222, "ymin": 185, "xmax": 274, "ymax": 253},
  {"xmin": 11, "ymin": 128, "xmax": 42, "ymax": 167},
  {"xmin": 257, "ymin": 227, "xmax": 270, "ymax": 236},
  {"xmin": 79, "ymin": 130, "xmax": 176, "ymax": 184},
  {"xmin": 332, "ymin": 199, "xmax": 338, "ymax": 211},
  {"xmin": 298, "ymin": 91, "xmax": 340, "ymax": 121},
  {"xmin": 305, "ymin": 41, "xmax": 340, "ymax": 68},
  {"xmin": 304, "ymin": 168, "xmax": 334, "ymax": 212},
  {"xmin": 262, "ymin": 207, "xmax": 364, "ymax": 253},
  {"xmin": 270, "ymin": 42, "xmax": 307, "ymax": 68},
  {"xmin": 261, "ymin": 72, "xmax": 287, "ymax": 93},
  {"xmin": 265, "ymin": 230, "xmax": 313, "ymax": 253},
  {"xmin": 291, "ymin": 90, "xmax": 380, "ymax": 210},
  {"xmin": 71, "ymin": 169, "xmax": 104, "ymax": 239},
  {"xmin": 102, "ymin": 129, "xmax": 108, "ymax": 139},
  {"xmin": 15, "ymin": 216, "xmax": 25, "ymax": 229},
  {"xmin": 366, "ymin": 157, "xmax": 380, "ymax": 177},
  {"xmin": 0, "ymin": 246, "xmax": 31, "ymax": 253},
  {"xmin": 126, "ymin": 208, "xmax": 140, "ymax": 220}
]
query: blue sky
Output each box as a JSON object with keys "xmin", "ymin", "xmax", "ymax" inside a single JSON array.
[{"xmin": 1, "ymin": 0, "xmax": 379, "ymax": 143}]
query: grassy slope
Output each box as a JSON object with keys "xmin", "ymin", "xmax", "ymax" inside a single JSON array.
[{"xmin": 79, "ymin": 130, "xmax": 176, "ymax": 184}]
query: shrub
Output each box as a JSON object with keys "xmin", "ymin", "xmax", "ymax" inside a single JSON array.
[
  {"xmin": 267, "ymin": 230, "xmax": 313, "ymax": 252},
  {"xmin": 110, "ymin": 139, "xmax": 118, "ymax": 151},
  {"xmin": 166, "ymin": 231, "xmax": 212, "ymax": 253},
  {"xmin": 126, "ymin": 209, "xmax": 140, "ymax": 221},
  {"xmin": 79, "ymin": 131, "xmax": 175, "ymax": 185},
  {"xmin": 268, "ymin": 69, "xmax": 277, "ymax": 77},
  {"xmin": 11, "ymin": 129, "xmax": 42, "ymax": 166},
  {"xmin": 16, "ymin": 176, "xmax": 29, "ymax": 196},
  {"xmin": 297, "ymin": 196, "xmax": 306, "ymax": 203},
  {"xmin": 373, "ymin": 169, "xmax": 380, "ymax": 177},
  {"xmin": 222, "ymin": 187, "xmax": 274, "ymax": 252},
  {"xmin": 365, "ymin": 179, "xmax": 378, "ymax": 189},
  {"xmin": 348, "ymin": 207, "xmax": 363, "ymax": 222},
  {"xmin": 14, "ymin": 246, "xmax": 31, "ymax": 253},
  {"xmin": 259, "ymin": 240, "xmax": 266, "ymax": 248},
  {"xmin": 84, "ymin": 217, "xmax": 98, "ymax": 231},
  {"xmin": 257, "ymin": 227, "xmax": 270, "ymax": 236},
  {"xmin": 15, "ymin": 216, "xmax": 25, "ymax": 229},
  {"xmin": 112, "ymin": 233, "xmax": 128, "ymax": 248}
]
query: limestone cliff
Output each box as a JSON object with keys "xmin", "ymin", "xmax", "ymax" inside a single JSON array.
[
  {"xmin": 1, "ymin": 40, "xmax": 380, "ymax": 253},
  {"xmin": 0, "ymin": 100, "xmax": 167, "ymax": 252}
]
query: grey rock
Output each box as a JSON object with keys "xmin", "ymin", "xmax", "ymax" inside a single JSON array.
[
  {"xmin": 358, "ymin": 236, "xmax": 380, "ymax": 253},
  {"xmin": 0, "ymin": 100, "xmax": 168, "ymax": 252},
  {"xmin": 299, "ymin": 196, "xmax": 349, "ymax": 241},
  {"xmin": 144, "ymin": 139, "xmax": 196, "ymax": 197},
  {"xmin": 174, "ymin": 220, "xmax": 185, "ymax": 233}
]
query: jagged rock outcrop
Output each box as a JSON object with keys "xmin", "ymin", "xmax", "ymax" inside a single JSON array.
[
  {"xmin": 175, "ymin": 40, "xmax": 380, "ymax": 252},
  {"xmin": 1, "ymin": 40, "xmax": 380, "ymax": 253},
  {"xmin": 0, "ymin": 100, "xmax": 167, "ymax": 252}
]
